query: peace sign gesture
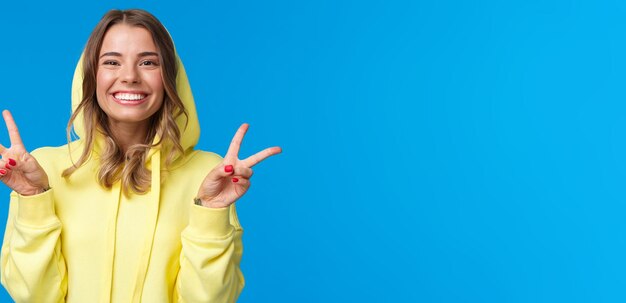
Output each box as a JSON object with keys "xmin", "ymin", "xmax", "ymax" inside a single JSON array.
[
  {"xmin": 196, "ymin": 123, "xmax": 282, "ymax": 208},
  {"xmin": 0, "ymin": 110, "xmax": 49, "ymax": 196}
]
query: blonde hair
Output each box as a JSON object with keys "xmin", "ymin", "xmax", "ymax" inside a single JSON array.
[{"xmin": 63, "ymin": 9, "xmax": 188, "ymax": 195}]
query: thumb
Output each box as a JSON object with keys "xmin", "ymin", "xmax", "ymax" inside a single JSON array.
[
  {"xmin": 19, "ymin": 152, "xmax": 37, "ymax": 170},
  {"xmin": 20, "ymin": 152, "xmax": 32, "ymax": 162}
]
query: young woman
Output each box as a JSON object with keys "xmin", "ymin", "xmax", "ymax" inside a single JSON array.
[{"xmin": 0, "ymin": 9, "xmax": 280, "ymax": 302}]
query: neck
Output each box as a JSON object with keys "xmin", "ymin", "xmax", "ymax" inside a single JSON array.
[{"xmin": 107, "ymin": 120, "xmax": 151, "ymax": 152}]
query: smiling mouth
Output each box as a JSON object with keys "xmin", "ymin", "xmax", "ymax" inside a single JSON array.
[{"xmin": 112, "ymin": 92, "xmax": 148, "ymax": 105}]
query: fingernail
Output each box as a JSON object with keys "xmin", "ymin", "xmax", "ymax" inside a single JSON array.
[
  {"xmin": 225, "ymin": 165, "xmax": 234, "ymax": 173},
  {"xmin": 0, "ymin": 169, "xmax": 6, "ymax": 176},
  {"xmin": 8, "ymin": 159, "xmax": 16, "ymax": 166},
  {"xmin": 232, "ymin": 177, "xmax": 239, "ymax": 183},
  {"xmin": 4, "ymin": 164, "xmax": 10, "ymax": 170}
]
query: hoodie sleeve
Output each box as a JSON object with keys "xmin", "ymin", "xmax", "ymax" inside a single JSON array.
[
  {"xmin": 1, "ymin": 190, "xmax": 68, "ymax": 303},
  {"xmin": 175, "ymin": 203, "xmax": 244, "ymax": 302}
]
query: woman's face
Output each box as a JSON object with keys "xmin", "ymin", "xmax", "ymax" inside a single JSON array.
[{"xmin": 96, "ymin": 24, "xmax": 164, "ymax": 129}]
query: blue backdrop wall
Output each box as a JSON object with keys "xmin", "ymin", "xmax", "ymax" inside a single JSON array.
[{"xmin": 1, "ymin": 0, "xmax": 625, "ymax": 302}]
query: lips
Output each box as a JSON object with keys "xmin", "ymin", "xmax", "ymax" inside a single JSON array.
[{"xmin": 111, "ymin": 91, "xmax": 148, "ymax": 105}]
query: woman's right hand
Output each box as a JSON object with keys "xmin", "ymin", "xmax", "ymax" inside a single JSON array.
[{"xmin": 0, "ymin": 110, "xmax": 49, "ymax": 196}]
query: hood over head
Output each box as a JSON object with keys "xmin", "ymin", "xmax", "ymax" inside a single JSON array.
[{"xmin": 70, "ymin": 53, "xmax": 201, "ymax": 160}]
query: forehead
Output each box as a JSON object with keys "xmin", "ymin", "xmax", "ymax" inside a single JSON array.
[{"xmin": 100, "ymin": 24, "xmax": 157, "ymax": 54}]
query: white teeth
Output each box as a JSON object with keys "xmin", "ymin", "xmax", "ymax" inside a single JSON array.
[{"xmin": 114, "ymin": 93, "xmax": 146, "ymax": 100}]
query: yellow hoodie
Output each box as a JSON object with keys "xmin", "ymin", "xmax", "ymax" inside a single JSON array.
[{"xmin": 0, "ymin": 55, "xmax": 244, "ymax": 302}]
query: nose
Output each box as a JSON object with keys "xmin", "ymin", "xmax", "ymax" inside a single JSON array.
[{"xmin": 120, "ymin": 65, "xmax": 140, "ymax": 84}]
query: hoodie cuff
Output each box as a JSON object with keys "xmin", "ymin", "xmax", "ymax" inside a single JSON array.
[
  {"xmin": 17, "ymin": 189, "xmax": 59, "ymax": 227},
  {"xmin": 188, "ymin": 205, "xmax": 233, "ymax": 238}
]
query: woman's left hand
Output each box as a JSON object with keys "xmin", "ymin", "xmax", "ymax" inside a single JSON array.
[{"xmin": 196, "ymin": 123, "xmax": 282, "ymax": 208}]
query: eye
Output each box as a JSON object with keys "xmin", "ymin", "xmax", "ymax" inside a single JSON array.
[
  {"xmin": 102, "ymin": 60, "xmax": 119, "ymax": 66},
  {"xmin": 140, "ymin": 60, "xmax": 159, "ymax": 66}
]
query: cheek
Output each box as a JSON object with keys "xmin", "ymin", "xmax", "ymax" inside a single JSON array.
[
  {"xmin": 95, "ymin": 72, "xmax": 117, "ymax": 113},
  {"xmin": 145, "ymin": 71, "xmax": 164, "ymax": 93},
  {"xmin": 96, "ymin": 71, "xmax": 115, "ymax": 94}
]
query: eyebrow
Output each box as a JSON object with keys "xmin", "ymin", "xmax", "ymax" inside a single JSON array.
[{"xmin": 99, "ymin": 51, "xmax": 159, "ymax": 59}]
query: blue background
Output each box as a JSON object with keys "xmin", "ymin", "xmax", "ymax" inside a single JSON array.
[{"xmin": 1, "ymin": 0, "xmax": 625, "ymax": 302}]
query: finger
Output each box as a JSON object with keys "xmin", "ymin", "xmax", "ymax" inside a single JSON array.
[
  {"xmin": 207, "ymin": 163, "xmax": 236, "ymax": 181},
  {"xmin": 231, "ymin": 177, "xmax": 250, "ymax": 196},
  {"xmin": 241, "ymin": 146, "xmax": 282, "ymax": 168},
  {"xmin": 233, "ymin": 166, "xmax": 253, "ymax": 179},
  {"xmin": 0, "ymin": 157, "xmax": 16, "ymax": 170},
  {"xmin": 231, "ymin": 176, "xmax": 249, "ymax": 184},
  {"xmin": 0, "ymin": 143, "xmax": 6, "ymax": 154},
  {"xmin": 3, "ymin": 110, "xmax": 24, "ymax": 147},
  {"xmin": 0, "ymin": 159, "xmax": 9, "ymax": 178},
  {"xmin": 224, "ymin": 123, "xmax": 249, "ymax": 162}
]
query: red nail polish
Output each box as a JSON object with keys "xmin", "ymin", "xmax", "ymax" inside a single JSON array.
[
  {"xmin": 225, "ymin": 165, "xmax": 234, "ymax": 173},
  {"xmin": 4, "ymin": 164, "xmax": 10, "ymax": 170},
  {"xmin": 232, "ymin": 177, "xmax": 239, "ymax": 183},
  {"xmin": 8, "ymin": 159, "xmax": 16, "ymax": 166},
  {"xmin": 0, "ymin": 169, "xmax": 6, "ymax": 175}
]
